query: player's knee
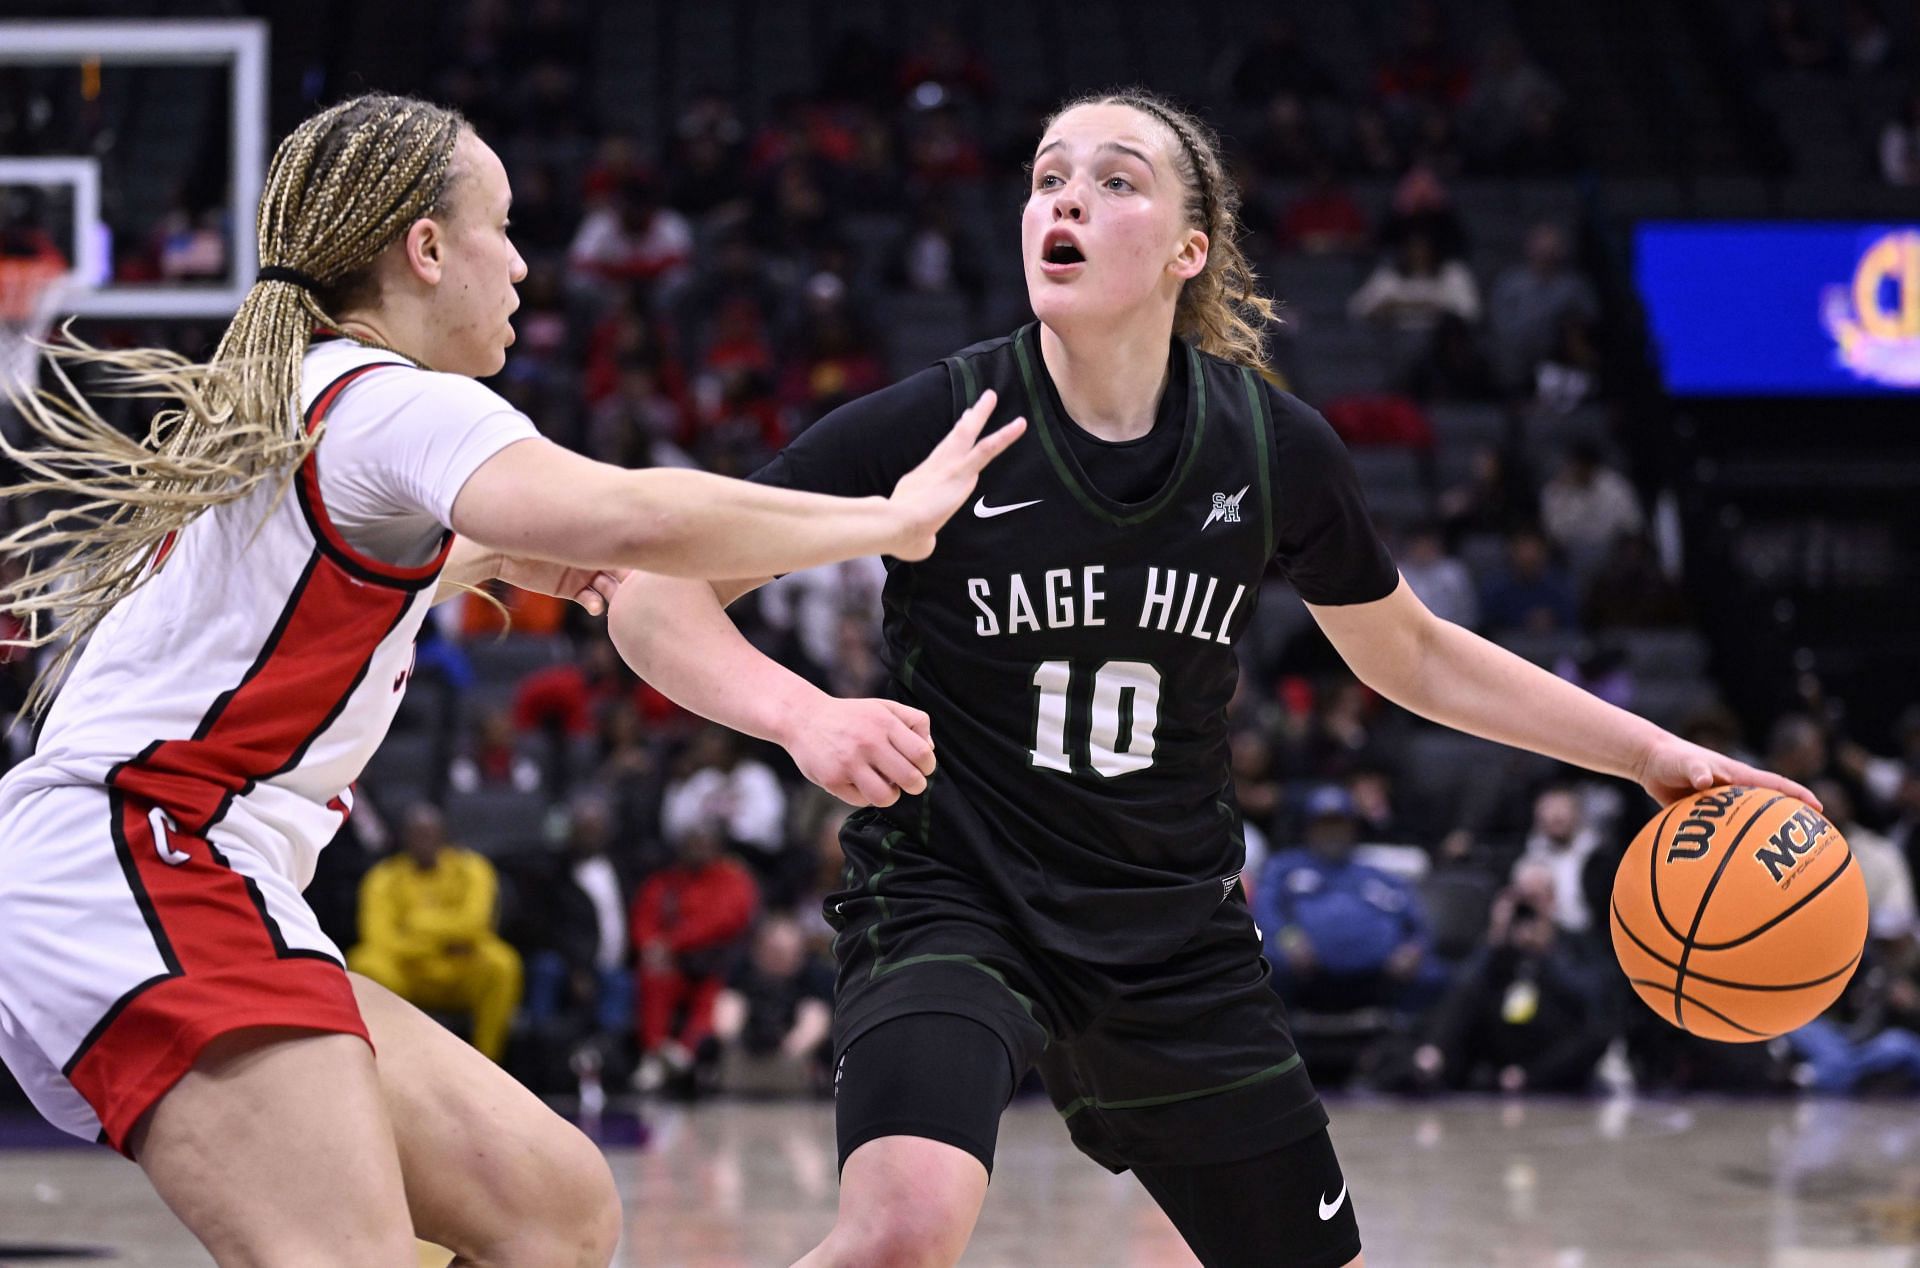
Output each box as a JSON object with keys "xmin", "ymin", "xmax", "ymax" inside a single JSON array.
[
  {"xmin": 565, "ymin": 1133, "xmax": 623, "ymax": 1250},
  {"xmin": 478, "ymin": 1124, "xmax": 621, "ymax": 1266},
  {"xmin": 547, "ymin": 1151, "xmax": 623, "ymax": 1267},
  {"xmin": 829, "ymin": 1203, "xmax": 974, "ymax": 1268}
]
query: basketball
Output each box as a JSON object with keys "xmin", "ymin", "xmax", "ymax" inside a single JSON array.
[{"xmin": 1610, "ymin": 785, "xmax": 1869, "ymax": 1043}]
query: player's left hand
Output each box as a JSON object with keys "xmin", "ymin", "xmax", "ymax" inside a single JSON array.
[
  {"xmin": 1632, "ymin": 734, "xmax": 1822, "ymax": 812},
  {"xmin": 496, "ymin": 556, "xmax": 628, "ymax": 616}
]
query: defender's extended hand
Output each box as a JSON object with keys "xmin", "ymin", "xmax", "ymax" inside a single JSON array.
[{"xmin": 887, "ymin": 389, "xmax": 1026, "ymax": 561}]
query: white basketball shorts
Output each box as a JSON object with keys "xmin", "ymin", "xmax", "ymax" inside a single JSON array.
[{"xmin": 0, "ymin": 781, "xmax": 368, "ymax": 1153}]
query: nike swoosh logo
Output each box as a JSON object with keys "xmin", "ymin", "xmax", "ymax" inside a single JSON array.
[
  {"xmin": 1318, "ymin": 1182, "xmax": 1347, "ymax": 1221},
  {"xmin": 972, "ymin": 496, "xmax": 1043, "ymax": 519}
]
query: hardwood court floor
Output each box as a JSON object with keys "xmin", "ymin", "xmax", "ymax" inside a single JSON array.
[{"xmin": 2, "ymin": 1097, "xmax": 1917, "ymax": 1266}]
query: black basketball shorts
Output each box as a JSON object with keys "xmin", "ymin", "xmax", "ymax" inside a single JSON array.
[{"xmin": 825, "ymin": 810, "xmax": 1330, "ymax": 1176}]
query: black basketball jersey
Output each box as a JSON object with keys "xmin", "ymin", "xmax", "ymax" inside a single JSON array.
[{"xmin": 751, "ymin": 323, "xmax": 1397, "ymax": 963}]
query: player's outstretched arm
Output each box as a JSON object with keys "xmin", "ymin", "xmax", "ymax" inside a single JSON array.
[
  {"xmin": 608, "ymin": 573, "xmax": 936, "ymax": 809},
  {"xmin": 1309, "ymin": 579, "xmax": 1822, "ymax": 810},
  {"xmin": 449, "ymin": 390, "xmax": 1021, "ymax": 580}
]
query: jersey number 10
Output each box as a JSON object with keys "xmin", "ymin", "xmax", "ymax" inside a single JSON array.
[{"xmin": 1029, "ymin": 660, "xmax": 1161, "ymax": 777}]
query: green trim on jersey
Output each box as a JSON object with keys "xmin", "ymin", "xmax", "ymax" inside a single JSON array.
[
  {"xmin": 870, "ymin": 953, "xmax": 1041, "ymax": 1023},
  {"xmin": 1057, "ymin": 1051, "xmax": 1303, "ymax": 1121},
  {"xmin": 954, "ymin": 354, "xmax": 980, "ymax": 407},
  {"xmin": 861, "ymin": 821, "xmax": 1046, "ymax": 1030},
  {"xmin": 1009, "ymin": 325, "xmax": 1210, "ymax": 528},
  {"xmin": 896, "ymin": 561, "xmax": 925, "ymax": 693},
  {"xmin": 1239, "ymin": 368, "xmax": 1277, "ymax": 561}
]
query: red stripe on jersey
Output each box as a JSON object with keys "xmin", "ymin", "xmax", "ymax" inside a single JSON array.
[
  {"xmin": 108, "ymin": 359, "xmax": 453, "ymax": 830},
  {"xmin": 151, "ymin": 529, "xmax": 178, "ymax": 572},
  {"xmin": 111, "ymin": 795, "xmax": 287, "ymax": 971},
  {"xmin": 108, "ymin": 549, "xmax": 415, "ymax": 833},
  {"xmin": 298, "ymin": 362, "xmax": 454, "ymax": 585}
]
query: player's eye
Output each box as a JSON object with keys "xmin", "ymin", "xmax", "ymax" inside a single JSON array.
[
  {"xmin": 1036, "ymin": 173, "xmax": 1062, "ymax": 190},
  {"xmin": 1105, "ymin": 176, "xmax": 1133, "ymax": 192}
]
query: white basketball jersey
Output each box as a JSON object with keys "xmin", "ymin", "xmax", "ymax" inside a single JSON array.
[{"xmin": 7, "ymin": 339, "xmax": 532, "ymax": 885}]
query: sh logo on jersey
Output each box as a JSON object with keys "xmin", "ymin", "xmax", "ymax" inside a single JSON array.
[{"xmin": 1202, "ymin": 485, "xmax": 1248, "ymax": 531}]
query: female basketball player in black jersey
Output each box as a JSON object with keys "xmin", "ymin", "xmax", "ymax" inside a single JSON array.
[{"xmin": 613, "ymin": 91, "xmax": 1816, "ymax": 1268}]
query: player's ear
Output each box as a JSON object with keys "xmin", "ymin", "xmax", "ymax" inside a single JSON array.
[
  {"xmin": 1171, "ymin": 227, "xmax": 1208, "ymax": 282},
  {"xmin": 401, "ymin": 216, "xmax": 444, "ymax": 285}
]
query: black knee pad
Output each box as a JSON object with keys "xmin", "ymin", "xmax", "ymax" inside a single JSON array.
[
  {"xmin": 1131, "ymin": 1127, "xmax": 1361, "ymax": 1268},
  {"xmin": 833, "ymin": 1012, "xmax": 1016, "ymax": 1176}
]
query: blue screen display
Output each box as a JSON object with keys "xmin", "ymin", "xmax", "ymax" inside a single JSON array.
[{"xmin": 1633, "ymin": 222, "xmax": 1920, "ymax": 396}]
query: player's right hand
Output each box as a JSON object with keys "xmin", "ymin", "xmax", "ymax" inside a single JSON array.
[
  {"xmin": 886, "ymin": 388, "xmax": 1026, "ymax": 561},
  {"xmin": 786, "ymin": 696, "xmax": 938, "ymax": 808}
]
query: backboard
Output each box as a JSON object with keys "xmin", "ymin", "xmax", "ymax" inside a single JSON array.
[{"xmin": 0, "ymin": 20, "xmax": 266, "ymax": 321}]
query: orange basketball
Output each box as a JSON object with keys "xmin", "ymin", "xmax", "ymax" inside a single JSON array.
[{"xmin": 1610, "ymin": 785, "xmax": 1869, "ymax": 1042}]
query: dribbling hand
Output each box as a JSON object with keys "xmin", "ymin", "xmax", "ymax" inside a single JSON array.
[
  {"xmin": 785, "ymin": 695, "xmax": 938, "ymax": 808},
  {"xmin": 887, "ymin": 389, "xmax": 1026, "ymax": 561},
  {"xmin": 1631, "ymin": 734, "xmax": 1822, "ymax": 811}
]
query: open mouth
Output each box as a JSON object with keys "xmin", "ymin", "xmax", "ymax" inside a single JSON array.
[{"xmin": 1040, "ymin": 229, "xmax": 1086, "ymax": 273}]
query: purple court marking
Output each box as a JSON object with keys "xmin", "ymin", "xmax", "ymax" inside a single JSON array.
[{"xmin": 0, "ymin": 1112, "xmax": 94, "ymax": 1152}]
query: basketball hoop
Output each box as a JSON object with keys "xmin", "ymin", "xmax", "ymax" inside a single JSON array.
[{"xmin": 0, "ymin": 252, "xmax": 69, "ymax": 397}]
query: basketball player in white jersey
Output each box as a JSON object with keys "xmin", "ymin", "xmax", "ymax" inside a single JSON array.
[{"xmin": 0, "ymin": 95, "xmax": 1020, "ymax": 1265}]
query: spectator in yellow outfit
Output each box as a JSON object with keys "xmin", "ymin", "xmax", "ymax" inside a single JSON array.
[{"xmin": 348, "ymin": 803, "xmax": 523, "ymax": 1061}]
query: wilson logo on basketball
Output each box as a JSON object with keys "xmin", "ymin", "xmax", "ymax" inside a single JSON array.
[
  {"xmin": 1753, "ymin": 807, "xmax": 1833, "ymax": 885},
  {"xmin": 1663, "ymin": 785, "xmax": 1752, "ymax": 863}
]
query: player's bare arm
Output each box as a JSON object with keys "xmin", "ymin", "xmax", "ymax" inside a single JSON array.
[
  {"xmin": 1306, "ymin": 580, "xmax": 1821, "ymax": 809},
  {"xmin": 449, "ymin": 390, "xmax": 1022, "ymax": 583},
  {"xmin": 609, "ymin": 570, "xmax": 936, "ymax": 809}
]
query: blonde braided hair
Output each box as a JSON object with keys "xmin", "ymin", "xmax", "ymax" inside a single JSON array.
[
  {"xmin": 0, "ymin": 93, "xmax": 467, "ymax": 719},
  {"xmin": 1039, "ymin": 90, "xmax": 1279, "ymax": 372}
]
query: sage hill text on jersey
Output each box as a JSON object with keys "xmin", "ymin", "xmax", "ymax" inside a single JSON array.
[{"xmin": 965, "ymin": 565, "xmax": 1246, "ymax": 646}]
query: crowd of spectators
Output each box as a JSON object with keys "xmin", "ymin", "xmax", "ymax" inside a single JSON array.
[
  {"xmin": 1747, "ymin": 0, "xmax": 1920, "ymax": 189},
  {"xmin": 3, "ymin": 0, "xmax": 1918, "ymax": 1108}
]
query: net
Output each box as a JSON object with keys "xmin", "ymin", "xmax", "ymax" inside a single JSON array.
[{"xmin": 0, "ymin": 249, "xmax": 68, "ymax": 395}]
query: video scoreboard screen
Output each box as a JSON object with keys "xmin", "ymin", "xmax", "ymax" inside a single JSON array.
[{"xmin": 1635, "ymin": 222, "xmax": 1920, "ymax": 396}]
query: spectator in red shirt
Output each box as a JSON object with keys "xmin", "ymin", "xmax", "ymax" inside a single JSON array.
[
  {"xmin": 513, "ymin": 637, "xmax": 694, "ymax": 743},
  {"xmin": 1279, "ymin": 163, "xmax": 1371, "ymax": 256},
  {"xmin": 579, "ymin": 134, "xmax": 654, "ymax": 204},
  {"xmin": 630, "ymin": 815, "xmax": 759, "ymax": 1091},
  {"xmin": 514, "ymin": 638, "xmax": 632, "ymax": 738},
  {"xmin": 746, "ymin": 99, "xmax": 860, "ymax": 177},
  {"xmin": 566, "ymin": 183, "xmax": 694, "ymax": 292},
  {"xmin": 699, "ymin": 295, "xmax": 775, "ymax": 381},
  {"xmin": 580, "ymin": 299, "xmax": 688, "ymax": 408}
]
